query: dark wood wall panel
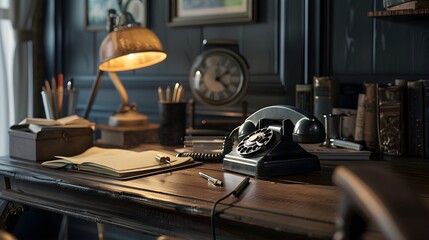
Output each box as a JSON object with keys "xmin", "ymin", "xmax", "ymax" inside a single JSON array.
[
  {"xmin": 284, "ymin": 0, "xmax": 305, "ymax": 89},
  {"xmin": 330, "ymin": 0, "xmax": 373, "ymax": 75},
  {"xmin": 328, "ymin": 0, "xmax": 429, "ymax": 83},
  {"xmin": 375, "ymin": 20, "xmax": 429, "ymax": 74},
  {"xmin": 55, "ymin": 0, "xmax": 429, "ymax": 124}
]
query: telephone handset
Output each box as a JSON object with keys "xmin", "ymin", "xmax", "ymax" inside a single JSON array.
[{"xmin": 223, "ymin": 105, "xmax": 325, "ymax": 178}]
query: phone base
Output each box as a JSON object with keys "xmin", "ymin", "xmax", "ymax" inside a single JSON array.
[{"xmin": 223, "ymin": 140, "xmax": 320, "ymax": 178}]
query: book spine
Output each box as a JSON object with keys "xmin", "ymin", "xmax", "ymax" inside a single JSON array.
[
  {"xmin": 422, "ymin": 80, "xmax": 429, "ymax": 158},
  {"xmin": 338, "ymin": 84, "xmax": 363, "ymax": 109},
  {"xmin": 313, "ymin": 76, "xmax": 335, "ymax": 123},
  {"xmin": 354, "ymin": 93, "xmax": 366, "ymax": 142},
  {"xmin": 407, "ymin": 80, "xmax": 424, "ymax": 157},
  {"xmin": 395, "ymin": 79, "xmax": 408, "ymax": 155},
  {"xmin": 363, "ymin": 83, "xmax": 378, "ymax": 150},
  {"xmin": 295, "ymin": 84, "xmax": 313, "ymax": 114},
  {"xmin": 377, "ymin": 85, "xmax": 404, "ymax": 155}
]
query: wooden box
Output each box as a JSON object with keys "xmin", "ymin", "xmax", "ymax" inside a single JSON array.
[{"xmin": 8, "ymin": 126, "xmax": 94, "ymax": 161}]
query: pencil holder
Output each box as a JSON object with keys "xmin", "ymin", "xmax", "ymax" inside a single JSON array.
[
  {"xmin": 158, "ymin": 102, "xmax": 187, "ymax": 146},
  {"xmin": 41, "ymin": 89, "xmax": 78, "ymax": 119}
]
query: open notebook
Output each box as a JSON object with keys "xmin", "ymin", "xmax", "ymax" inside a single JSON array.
[{"xmin": 42, "ymin": 147, "xmax": 198, "ymax": 180}]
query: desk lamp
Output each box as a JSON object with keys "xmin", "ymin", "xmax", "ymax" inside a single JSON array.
[{"xmin": 83, "ymin": 10, "xmax": 167, "ymax": 127}]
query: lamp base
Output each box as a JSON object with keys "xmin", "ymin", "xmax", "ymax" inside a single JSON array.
[
  {"xmin": 109, "ymin": 110, "xmax": 149, "ymax": 127},
  {"xmin": 97, "ymin": 124, "xmax": 160, "ymax": 148}
]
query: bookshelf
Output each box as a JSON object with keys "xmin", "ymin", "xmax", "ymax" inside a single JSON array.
[{"xmin": 368, "ymin": 9, "xmax": 429, "ymax": 18}]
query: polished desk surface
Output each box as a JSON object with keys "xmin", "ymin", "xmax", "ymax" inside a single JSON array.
[{"xmin": 0, "ymin": 151, "xmax": 428, "ymax": 239}]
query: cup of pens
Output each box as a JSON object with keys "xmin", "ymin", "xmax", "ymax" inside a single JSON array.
[
  {"xmin": 41, "ymin": 74, "xmax": 78, "ymax": 119},
  {"xmin": 158, "ymin": 83, "xmax": 186, "ymax": 146}
]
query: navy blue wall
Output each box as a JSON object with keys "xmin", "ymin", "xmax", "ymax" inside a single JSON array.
[
  {"xmin": 51, "ymin": 0, "xmax": 429, "ymax": 126},
  {"xmin": 59, "ymin": 0, "xmax": 297, "ymax": 125}
]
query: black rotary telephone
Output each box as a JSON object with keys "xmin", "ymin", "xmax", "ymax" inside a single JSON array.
[{"xmin": 223, "ymin": 105, "xmax": 325, "ymax": 178}]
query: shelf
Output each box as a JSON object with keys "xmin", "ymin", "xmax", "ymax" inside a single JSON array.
[{"xmin": 368, "ymin": 8, "xmax": 429, "ymax": 18}]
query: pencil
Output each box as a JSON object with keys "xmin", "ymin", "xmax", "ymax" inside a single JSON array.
[
  {"xmin": 173, "ymin": 83, "xmax": 180, "ymax": 102},
  {"xmin": 58, "ymin": 73, "xmax": 64, "ymax": 114},
  {"xmin": 44, "ymin": 80, "xmax": 51, "ymax": 93},
  {"xmin": 41, "ymin": 90, "xmax": 54, "ymax": 120},
  {"xmin": 158, "ymin": 87, "xmax": 164, "ymax": 102},
  {"xmin": 166, "ymin": 86, "xmax": 171, "ymax": 102},
  {"xmin": 177, "ymin": 85, "xmax": 184, "ymax": 102},
  {"xmin": 50, "ymin": 76, "xmax": 59, "ymax": 119},
  {"xmin": 51, "ymin": 76, "xmax": 57, "ymax": 91}
]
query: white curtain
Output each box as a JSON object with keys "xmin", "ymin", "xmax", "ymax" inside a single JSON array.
[{"xmin": 0, "ymin": 0, "xmax": 38, "ymax": 155}]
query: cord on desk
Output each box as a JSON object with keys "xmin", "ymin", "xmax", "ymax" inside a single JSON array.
[{"xmin": 211, "ymin": 176, "xmax": 250, "ymax": 240}]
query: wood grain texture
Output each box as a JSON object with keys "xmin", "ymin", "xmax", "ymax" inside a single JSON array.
[
  {"xmin": 0, "ymin": 154, "xmax": 428, "ymax": 239},
  {"xmin": 0, "ymin": 156, "xmax": 339, "ymax": 239}
]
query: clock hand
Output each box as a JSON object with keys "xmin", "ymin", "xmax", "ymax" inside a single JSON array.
[
  {"xmin": 214, "ymin": 70, "xmax": 230, "ymax": 89},
  {"xmin": 215, "ymin": 69, "xmax": 230, "ymax": 81}
]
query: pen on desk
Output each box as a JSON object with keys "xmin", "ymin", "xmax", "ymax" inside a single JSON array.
[
  {"xmin": 199, "ymin": 172, "xmax": 223, "ymax": 186},
  {"xmin": 332, "ymin": 139, "xmax": 364, "ymax": 151},
  {"xmin": 155, "ymin": 154, "xmax": 171, "ymax": 164}
]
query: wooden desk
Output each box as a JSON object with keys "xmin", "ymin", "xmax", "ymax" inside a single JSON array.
[{"xmin": 0, "ymin": 155, "xmax": 427, "ymax": 239}]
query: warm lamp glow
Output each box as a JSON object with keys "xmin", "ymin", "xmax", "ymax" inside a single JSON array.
[
  {"xmin": 99, "ymin": 52, "xmax": 167, "ymax": 72},
  {"xmin": 83, "ymin": 23, "xmax": 167, "ymax": 126},
  {"xmin": 98, "ymin": 26, "xmax": 167, "ymax": 72}
]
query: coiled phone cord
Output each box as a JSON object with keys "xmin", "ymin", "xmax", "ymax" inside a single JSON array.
[
  {"xmin": 178, "ymin": 126, "xmax": 239, "ymax": 162},
  {"xmin": 211, "ymin": 176, "xmax": 250, "ymax": 240}
]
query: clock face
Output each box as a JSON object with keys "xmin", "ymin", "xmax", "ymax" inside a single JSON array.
[{"xmin": 190, "ymin": 48, "xmax": 249, "ymax": 106}]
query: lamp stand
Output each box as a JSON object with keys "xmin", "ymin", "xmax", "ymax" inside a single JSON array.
[
  {"xmin": 109, "ymin": 110, "xmax": 148, "ymax": 126},
  {"xmin": 84, "ymin": 71, "xmax": 158, "ymax": 148},
  {"xmin": 108, "ymin": 72, "xmax": 149, "ymax": 127},
  {"xmin": 83, "ymin": 70, "xmax": 104, "ymax": 119}
]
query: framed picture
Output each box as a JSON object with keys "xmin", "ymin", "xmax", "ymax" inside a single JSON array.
[
  {"xmin": 85, "ymin": 0, "xmax": 147, "ymax": 31},
  {"xmin": 169, "ymin": 0, "xmax": 256, "ymax": 27}
]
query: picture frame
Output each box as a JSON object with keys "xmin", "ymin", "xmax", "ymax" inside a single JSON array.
[
  {"xmin": 85, "ymin": 0, "xmax": 147, "ymax": 31},
  {"xmin": 169, "ymin": 0, "xmax": 256, "ymax": 27}
]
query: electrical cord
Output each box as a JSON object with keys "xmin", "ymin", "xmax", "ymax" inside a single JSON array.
[{"xmin": 211, "ymin": 176, "xmax": 250, "ymax": 240}]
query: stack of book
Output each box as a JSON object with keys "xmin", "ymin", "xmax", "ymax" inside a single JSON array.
[
  {"xmin": 293, "ymin": 77, "xmax": 429, "ymax": 158},
  {"xmin": 375, "ymin": 79, "xmax": 429, "ymax": 158},
  {"xmin": 18, "ymin": 115, "xmax": 94, "ymax": 133}
]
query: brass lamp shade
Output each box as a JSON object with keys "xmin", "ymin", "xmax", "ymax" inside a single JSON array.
[
  {"xmin": 99, "ymin": 26, "xmax": 167, "ymax": 72},
  {"xmin": 83, "ymin": 24, "xmax": 167, "ymax": 127}
]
